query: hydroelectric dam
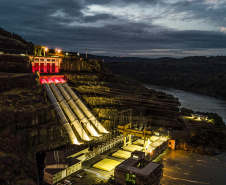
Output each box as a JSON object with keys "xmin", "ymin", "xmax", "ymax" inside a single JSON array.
[{"xmin": 29, "ymin": 47, "xmax": 169, "ymax": 185}]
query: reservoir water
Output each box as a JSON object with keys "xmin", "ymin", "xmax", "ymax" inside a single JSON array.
[
  {"xmin": 144, "ymin": 84, "xmax": 226, "ymax": 185},
  {"xmin": 144, "ymin": 84, "xmax": 226, "ymax": 124}
]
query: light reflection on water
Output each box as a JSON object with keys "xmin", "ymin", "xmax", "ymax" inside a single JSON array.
[
  {"xmin": 159, "ymin": 150, "xmax": 226, "ymax": 185},
  {"xmin": 144, "ymin": 84, "xmax": 226, "ymax": 124}
]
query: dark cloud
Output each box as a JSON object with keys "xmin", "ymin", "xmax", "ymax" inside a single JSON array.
[
  {"xmin": 84, "ymin": 0, "xmax": 161, "ymax": 5},
  {"xmin": 0, "ymin": 0, "xmax": 225, "ymax": 57},
  {"xmin": 167, "ymin": 0, "xmax": 226, "ymax": 27},
  {"xmin": 79, "ymin": 14, "xmax": 119, "ymax": 23}
]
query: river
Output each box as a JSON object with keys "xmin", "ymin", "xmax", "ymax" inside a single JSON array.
[
  {"xmin": 157, "ymin": 150, "xmax": 226, "ymax": 185},
  {"xmin": 144, "ymin": 84, "xmax": 226, "ymax": 124},
  {"xmin": 144, "ymin": 84, "xmax": 226, "ymax": 185}
]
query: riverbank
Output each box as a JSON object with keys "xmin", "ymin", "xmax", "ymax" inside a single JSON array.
[{"xmin": 144, "ymin": 84, "xmax": 226, "ymax": 125}]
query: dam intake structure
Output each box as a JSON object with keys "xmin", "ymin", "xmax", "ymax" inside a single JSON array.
[{"xmin": 40, "ymin": 76, "xmax": 108, "ymax": 145}]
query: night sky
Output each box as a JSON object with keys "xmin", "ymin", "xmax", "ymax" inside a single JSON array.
[{"xmin": 1, "ymin": 0, "xmax": 226, "ymax": 57}]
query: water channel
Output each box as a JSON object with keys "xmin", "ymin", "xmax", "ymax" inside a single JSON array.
[{"xmin": 144, "ymin": 84, "xmax": 226, "ymax": 185}]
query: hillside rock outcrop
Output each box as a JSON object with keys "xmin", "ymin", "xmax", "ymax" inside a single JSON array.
[
  {"xmin": 176, "ymin": 140, "xmax": 220, "ymax": 155},
  {"xmin": 0, "ymin": 27, "xmax": 33, "ymax": 54},
  {"xmin": 0, "ymin": 55, "xmax": 31, "ymax": 73}
]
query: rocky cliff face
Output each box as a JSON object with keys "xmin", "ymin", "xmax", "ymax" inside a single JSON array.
[
  {"xmin": 0, "ymin": 73, "xmax": 37, "ymax": 93},
  {"xmin": 0, "ymin": 55, "xmax": 69, "ymax": 184},
  {"xmin": 0, "ymin": 27, "xmax": 34, "ymax": 54},
  {"xmin": 61, "ymin": 57, "xmax": 103, "ymax": 73},
  {"xmin": 176, "ymin": 140, "xmax": 221, "ymax": 155},
  {"xmin": 0, "ymin": 55, "xmax": 31, "ymax": 73},
  {"xmin": 61, "ymin": 57, "xmax": 184, "ymax": 132}
]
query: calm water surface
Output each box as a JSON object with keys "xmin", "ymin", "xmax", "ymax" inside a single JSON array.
[
  {"xmin": 159, "ymin": 150, "xmax": 226, "ymax": 185},
  {"xmin": 144, "ymin": 84, "xmax": 226, "ymax": 185},
  {"xmin": 144, "ymin": 84, "xmax": 226, "ymax": 124}
]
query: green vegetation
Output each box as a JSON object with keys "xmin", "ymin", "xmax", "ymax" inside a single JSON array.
[{"xmin": 105, "ymin": 56, "xmax": 226, "ymax": 100}]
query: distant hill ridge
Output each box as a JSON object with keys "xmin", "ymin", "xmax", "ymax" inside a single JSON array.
[
  {"xmin": 0, "ymin": 27, "xmax": 33, "ymax": 54},
  {"xmin": 82, "ymin": 53, "xmax": 175, "ymax": 62},
  {"xmin": 105, "ymin": 56, "xmax": 226, "ymax": 100}
]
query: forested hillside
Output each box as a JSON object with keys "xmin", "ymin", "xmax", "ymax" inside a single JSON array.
[{"xmin": 105, "ymin": 56, "xmax": 226, "ymax": 100}]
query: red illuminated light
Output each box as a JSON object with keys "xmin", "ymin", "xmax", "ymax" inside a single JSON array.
[
  {"xmin": 32, "ymin": 63, "xmax": 59, "ymax": 73},
  {"xmin": 40, "ymin": 78, "xmax": 47, "ymax": 84},
  {"xmin": 46, "ymin": 78, "xmax": 53, "ymax": 83},
  {"xmin": 52, "ymin": 77, "xmax": 60, "ymax": 83},
  {"xmin": 58, "ymin": 77, "xmax": 66, "ymax": 83},
  {"xmin": 39, "ymin": 75, "xmax": 66, "ymax": 84}
]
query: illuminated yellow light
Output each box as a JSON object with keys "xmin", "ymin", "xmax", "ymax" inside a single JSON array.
[
  {"xmin": 112, "ymin": 150, "xmax": 131, "ymax": 159},
  {"xmin": 123, "ymin": 144, "xmax": 143, "ymax": 152},
  {"xmin": 133, "ymin": 139, "xmax": 150, "ymax": 146},
  {"xmin": 149, "ymin": 136, "xmax": 159, "ymax": 142},
  {"xmin": 45, "ymin": 47, "xmax": 48, "ymax": 51},
  {"xmin": 93, "ymin": 158, "xmax": 121, "ymax": 171},
  {"xmin": 73, "ymin": 138, "xmax": 80, "ymax": 145},
  {"xmin": 71, "ymin": 121, "xmax": 91, "ymax": 141},
  {"xmin": 55, "ymin": 48, "xmax": 61, "ymax": 53},
  {"xmin": 86, "ymin": 125, "xmax": 99, "ymax": 137}
]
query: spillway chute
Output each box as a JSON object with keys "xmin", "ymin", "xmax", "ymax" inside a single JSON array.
[
  {"xmin": 49, "ymin": 83, "xmax": 91, "ymax": 141},
  {"xmin": 56, "ymin": 83, "xmax": 72, "ymax": 101},
  {"xmin": 62, "ymin": 82, "xmax": 108, "ymax": 134},
  {"xmin": 71, "ymin": 120, "xmax": 91, "ymax": 141},
  {"xmin": 41, "ymin": 75, "xmax": 108, "ymax": 144},
  {"xmin": 56, "ymin": 83, "xmax": 100, "ymax": 137},
  {"xmin": 49, "ymin": 83, "xmax": 65, "ymax": 103},
  {"xmin": 42, "ymin": 83, "xmax": 80, "ymax": 145}
]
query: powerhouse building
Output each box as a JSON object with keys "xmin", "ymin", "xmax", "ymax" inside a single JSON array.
[
  {"xmin": 31, "ymin": 56, "xmax": 63, "ymax": 73},
  {"xmin": 114, "ymin": 151, "xmax": 163, "ymax": 185}
]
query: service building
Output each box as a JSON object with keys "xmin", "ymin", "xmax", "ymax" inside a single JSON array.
[{"xmin": 114, "ymin": 151, "xmax": 163, "ymax": 185}]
